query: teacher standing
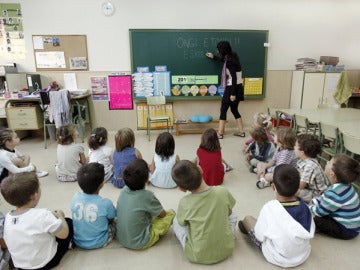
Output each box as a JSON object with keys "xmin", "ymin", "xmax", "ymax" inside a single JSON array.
[{"xmin": 206, "ymin": 41, "xmax": 245, "ymax": 139}]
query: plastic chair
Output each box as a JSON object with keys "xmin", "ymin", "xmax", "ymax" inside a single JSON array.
[
  {"xmin": 146, "ymin": 96, "xmax": 171, "ymax": 141},
  {"xmin": 294, "ymin": 114, "xmax": 318, "ymax": 135},
  {"xmin": 317, "ymin": 122, "xmax": 340, "ymax": 165}
]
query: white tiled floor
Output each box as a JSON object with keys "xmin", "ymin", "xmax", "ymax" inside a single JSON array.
[{"xmin": 1, "ymin": 130, "xmax": 359, "ymax": 270}]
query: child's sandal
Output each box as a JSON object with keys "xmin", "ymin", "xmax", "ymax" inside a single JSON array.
[{"xmin": 233, "ymin": 132, "xmax": 246, "ymax": 137}]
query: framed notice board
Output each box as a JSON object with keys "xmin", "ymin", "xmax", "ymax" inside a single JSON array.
[
  {"xmin": 130, "ymin": 29, "xmax": 268, "ymax": 99},
  {"xmin": 32, "ymin": 35, "xmax": 88, "ymax": 71}
]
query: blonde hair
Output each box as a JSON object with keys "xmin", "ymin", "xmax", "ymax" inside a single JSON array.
[
  {"xmin": 254, "ymin": 112, "xmax": 273, "ymax": 131},
  {"xmin": 115, "ymin": 128, "xmax": 135, "ymax": 152}
]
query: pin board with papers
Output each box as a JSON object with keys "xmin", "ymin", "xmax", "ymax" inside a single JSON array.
[{"xmin": 32, "ymin": 35, "xmax": 88, "ymax": 71}]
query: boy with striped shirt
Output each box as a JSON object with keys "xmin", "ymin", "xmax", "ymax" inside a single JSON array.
[{"xmin": 310, "ymin": 154, "xmax": 360, "ymax": 239}]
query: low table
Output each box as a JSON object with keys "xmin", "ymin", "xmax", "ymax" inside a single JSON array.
[{"xmin": 174, "ymin": 120, "xmax": 223, "ymax": 136}]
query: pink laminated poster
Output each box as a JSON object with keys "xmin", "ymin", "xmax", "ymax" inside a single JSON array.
[{"xmin": 108, "ymin": 75, "xmax": 133, "ymax": 110}]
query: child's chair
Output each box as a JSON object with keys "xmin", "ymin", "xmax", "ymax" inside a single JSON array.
[
  {"xmin": 317, "ymin": 122, "xmax": 340, "ymax": 166},
  {"xmin": 294, "ymin": 114, "xmax": 318, "ymax": 135},
  {"xmin": 146, "ymin": 96, "xmax": 171, "ymax": 141},
  {"xmin": 275, "ymin": 110, "xmax": 294, "ymax": 128}
]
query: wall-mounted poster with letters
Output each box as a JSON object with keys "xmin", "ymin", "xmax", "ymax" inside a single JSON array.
[{"xmin": 108, "ymin": 75, "xmax": 133, "ymax": 110}]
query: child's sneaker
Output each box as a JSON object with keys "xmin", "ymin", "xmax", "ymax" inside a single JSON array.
[
  {"xmin": 238, "ymin": 220, "xmax": 248, "ymax": 235},
  {"xmin": 256, "ymin": 177, "xmax": 270, "ymax": 189},
  {"xmin": 36, "ymin": 171, "xmax": 49, "ymax": 178}
]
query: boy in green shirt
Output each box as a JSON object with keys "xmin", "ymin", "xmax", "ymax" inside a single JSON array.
[
  {"xmin": 116, "ymin": 159, "xmax": 175, "ymax": 249},
  {"xmin": 171, "ymin": 160, "xmax": 236, "ymax": 264}
]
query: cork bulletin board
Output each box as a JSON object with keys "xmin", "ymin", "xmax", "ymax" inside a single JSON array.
[{"xmin": 32, "ymin": 34, "xmax": 88, "ymax": 71}]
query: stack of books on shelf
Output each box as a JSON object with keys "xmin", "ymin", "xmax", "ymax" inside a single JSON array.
[{"xmin": 295, "ymin": 58, "xmax": 317, "ymax": 71}]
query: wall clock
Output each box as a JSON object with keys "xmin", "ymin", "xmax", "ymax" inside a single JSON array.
[{"xmin": 102, "ymin": 1, "xmax": 115, "ymax": 16}]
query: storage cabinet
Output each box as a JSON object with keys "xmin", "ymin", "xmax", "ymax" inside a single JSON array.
[
  {"xmin": 290, "ymin": 71, "xmax": 341, "ymax": 109},
  {"xmin": 6, "ymin": 106, "xmax": 43, "ymax": 130}
]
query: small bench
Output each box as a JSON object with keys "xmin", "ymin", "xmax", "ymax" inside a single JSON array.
[{"xmin": 174, "ymin": 120, "xmax": 226, "ymax": 136}]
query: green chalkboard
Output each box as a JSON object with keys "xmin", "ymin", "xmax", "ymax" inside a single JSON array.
[{"xmin": 130, "ymin": 29, "xmax": 268, "ymax": 99}]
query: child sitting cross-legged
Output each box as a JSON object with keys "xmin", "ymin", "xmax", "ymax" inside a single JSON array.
[
  {"xmin": 195, "ymin": 128, "xmax": 233, "ymax": 186},
  {"xmin": 112, "ymin": 128, "xmax": 142, "ymax": 188},
  {"xmin": 256, "ymin": 126, "xmax": 298, "ymax": 189},
  {"xmin": 172, "ymin": 160, "xmax": 237, "ymax": 264},
  {"xmin": 88, "ymin": 127, "xmax": 114, "ymax": 182},
  {"xmin": 309, "ymin": 154, "xmax": 360, "ymax": 240},
  {"xmin": 238, "ymin": 164, "xmax": 315, "ymax": 268},
  {"xmin": 245, "ymin": 126, "xmax": 275, "ymax": 173},
  {"xmin": 56, "ymin": 124, "xmax": 86, "ymax": 182},
  {"xmin": 295, "ymin": 134, "xmax": 330, "ymax": 203},
  {"xmin": 1, "ymin": 172, "xmax": 73, "ymax": 270},
  {"xmin": 116, "ymin": 159, "xmax": 175, "ymax": 250},
  {"xmin": 149, "ymin": 132, "xmax": 180, "ymax": 188},
  {"xmin": 243, "ymin": 112, "xmax": 274, "ymax": 152},
  {"xmin": 0, "ymin": 128, "xmax": 48, "ymax": 182},
  {"xmin": 71, "ymin": 163, "xmax": 116, "ymax": 249}
]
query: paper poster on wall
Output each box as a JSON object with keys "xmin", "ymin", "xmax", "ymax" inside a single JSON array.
[
  {"xmin": 244, "ymin": 77, "xmax": 263, "ymax": 95},
  {"xmin": 32, "ymin": 36, "xmax": 43, "ymax": 49},
  {"xmin": 108, "ymin": 75, "xmax": 133, "ymax": 110},
  {"xmin": 153, "ymin": 71, "xmax": 171, "ymax": 96},
  {"xmin": 35, "ymin": 51, "xmax": 66, "ymax": 68},
  {"xmin": 90, "ymin": 76, "xmax": 108, "ymax": 101},
  {"xmin": 70, "ymin": 57, "xmax": 87, "ymax": 70},
  {"xmin": 64, "ymin": 73, "xmax": 77, "ymax": 90},
  {"xmin": 0, "ymin": 3, "xmax": 25, "ymax": 59}
]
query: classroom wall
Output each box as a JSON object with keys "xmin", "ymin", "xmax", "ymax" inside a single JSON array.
[{"xmin": 1, "ymin": 0, "xmax": 360, "ymax": 131}]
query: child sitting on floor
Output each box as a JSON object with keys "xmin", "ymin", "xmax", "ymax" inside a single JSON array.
[
  {"xmin": 0, "ymin": 128, "xmax": 48, "ymax": 182},
  {"xmin": 295, "ymin": 134, "xmax": 330, "ymax": 203},
  {"xmin": 149, "ymin": 132, "xmax": 179, "ymax": 188},
  {"xmin": 71, "ymin": 163, "xmax": 116, "ymax": 249},
  {"xmin": 112, "ymin": 128, "xmax": 142, "ymax": 188},
  {"xmin": 243, "ymin": 112, "xmax": 274, "ymax": 152},
  {"xmin": 116, "ymin": 159, "xmax": 175, "ymax": 249},
  {"xmin": 56, "ymin": 124, "xmax": 86, "ymax": 182},
  {"xmin": 238, "ymin": 164, "xmax": 315, "ymax": 268},
  {"xmin": 256, "ymin": 126, "xmax": 297, "ymax": 189},
  {"xmin": 245, "ymin": 126, "xmax": 275, "ymax": 173},
  {"xmin": 195, "ymin": 128, "xmax": 233, "ymax": 186},
  {"xmin": 0, "ymin": 211, "xmax": 10, "ymax": 270},
  {"xmin": 172, "ymin": 160, "xmax": 237, "ymax": 264},
  {"xmin": 310, "ymin": 154, "xmax": 360, "ymax": 240},
  {"xmin": 88, "ymin": 127, "xmax": 114, "ymax": 182},
  {"xmin": 1, "ymin": 172, "xmax": 73, "ymax": 269}
]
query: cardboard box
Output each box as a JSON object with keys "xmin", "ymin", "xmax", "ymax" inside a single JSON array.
[{"xmin": 320, "ymin": 56, "xmax": 339, "ymax": 66}]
